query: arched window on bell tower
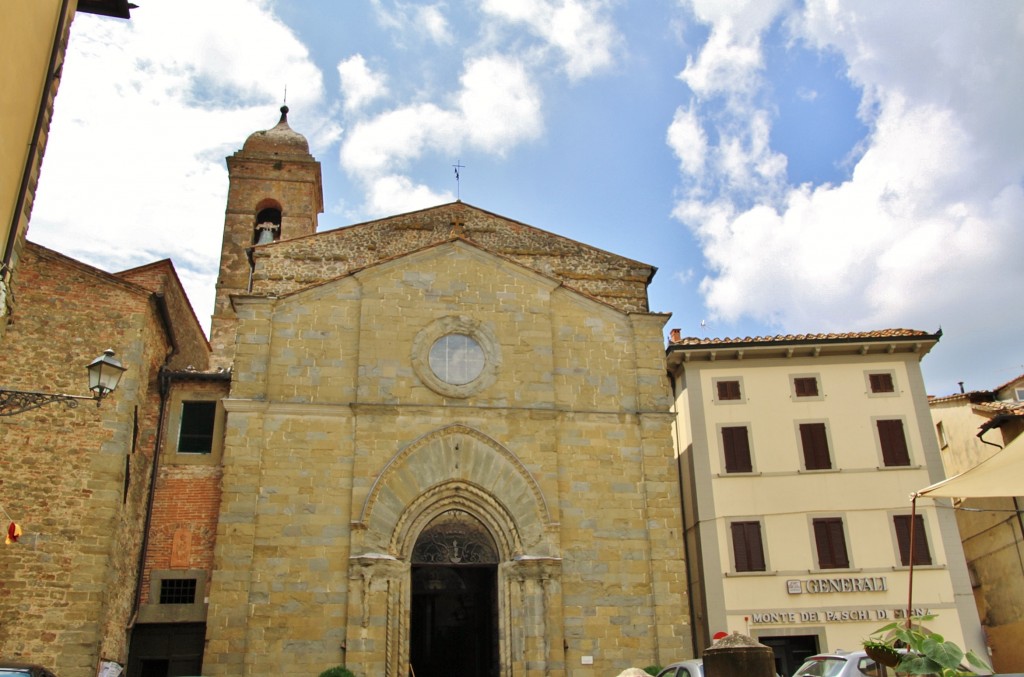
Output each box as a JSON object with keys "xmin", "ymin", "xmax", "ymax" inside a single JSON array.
[{"xmin": 253, "ymin": 202, "xmax": 282, "ymax": 245}]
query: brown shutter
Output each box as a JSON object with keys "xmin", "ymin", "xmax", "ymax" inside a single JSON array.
[
  {"xmin": 717, "ymin": 380, "xmax": 741, "ymax": 400},
  {"xmin": 894, "ymin": 515, "xmax": 932, "ymax": 566},
  {"xmin": 732, "ymin": 521, "xmax": 765, "ymax": 572},
  {"xmin": 722, "ymin": 426, "xmax": 752, "ymax": 473},
  {"xmin": 813, "ymin": 518, "xmax": 849, "ymax": 568},
  {"xmin": 794, "ymin": 377, "xmax": 819, "ymax": 397},
  {"xmin": 869, "ymin": 373, "xmax": 894, "ymax": 393},
  {"xmin": 800, "ymin": 423, "xmax": 832, "ymax": 470},
  {"xmin": 878, "ymin": 419, "xmax": 910, "ymax": 466}
]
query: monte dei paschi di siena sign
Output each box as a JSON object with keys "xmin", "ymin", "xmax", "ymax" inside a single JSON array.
[{"xmin": 749, "ymin": 577, "xmax": 930, "ymax": 625}]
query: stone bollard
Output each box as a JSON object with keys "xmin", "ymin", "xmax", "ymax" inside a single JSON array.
[{"xmin": 702, "ymin": 632, "xmax": 776, "ymax": 677}]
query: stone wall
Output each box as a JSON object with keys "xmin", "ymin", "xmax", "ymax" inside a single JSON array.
[
  {"xmin": 202, "ymin": 239, "xmax": 689, "ymax": 676},
  {"xmin": 0, "ymin": 244, "xmax": 175, "ymax": 675},
  {"xmin": 251, "ymin": 202, "xmax": 653, "ymax": 315}
]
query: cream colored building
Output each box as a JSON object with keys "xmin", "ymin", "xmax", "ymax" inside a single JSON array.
[
  {"xmin": 667, "ymin": 330, "xmax": 985, "ymax": 677},
  {"xmin": 929, "ymin": 374, "xmax": 1024, "ymax": 672},
  {"xmin": 1, "ymin": 0, "xmax": 132, "ymax": 340},
  {"xmin": 129, "ymin": 109, "xmax": 691, "ymax": 677}
]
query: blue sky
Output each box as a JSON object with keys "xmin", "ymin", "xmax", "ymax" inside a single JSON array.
[{"xmin": 29, "ymin": 0, "xmax": 1024, "ymax": 395}]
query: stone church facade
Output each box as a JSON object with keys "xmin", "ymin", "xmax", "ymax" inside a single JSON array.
[{"xmin": 134, "ymin": 108, "xmax": 690, "ymax": 676}]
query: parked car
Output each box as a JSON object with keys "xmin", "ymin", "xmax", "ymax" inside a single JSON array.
[
  {"xmin": 0, "ymin": 664, "xmax": 58, "ymax": 677},
  {"xmin": 656, "ymin": 659, "xmax": 704, "ymax": 677},
  {"xmin": 791, "ymin": 650, "xmax": 900, "ymax": 677}
]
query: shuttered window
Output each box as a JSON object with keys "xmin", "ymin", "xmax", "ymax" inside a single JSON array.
[
  {"xmin": 869, "ymin": 372, "xmax": 895, "ymax": 393},
  {"xmin": 813, "ymin": 517, "xmax": 850, "ymax": 569},
  {"xmin": 794, "ymin": 377, "xmax": 819, "ymax": 397},
  {"xmin": 717, "ymin": 380, "xmax": 741, "ymax": 401},
  {"xmin": 894, "ymin": 515, "xmax": 932, "ymax": 566},
  {"xmin": 731, "ymin": 521, "xmax": 766, "ymax": 572},
  {"xmin": 800, "ymin": 423, "xmax": 832, "ymax": 470},
  {"xmin": 878, "ymin": 419, "xmax": 911, "ymax": 466},
  {"xmin": 722, "ymin": 426, "xmax": 752, "ymax": 473}
]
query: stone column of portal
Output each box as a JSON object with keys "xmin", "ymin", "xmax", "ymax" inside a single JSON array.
[
  {"xmin": 344, "ymin": 555, "xmax": 409, "ymax": 677},
  {"xmin": 502, "ymin": 557, "xmax": 564, "ymax": 676}
]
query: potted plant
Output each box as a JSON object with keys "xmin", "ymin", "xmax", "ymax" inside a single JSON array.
[
  {"xmin": 863, "ymin": 614, "xmax": 992, "ymax": 676},
  {"xmin": 863, "ymin": 639, "xmax": 902, "ymax": 668},
  {"xmin": 318, "ymin": 667, "xmax": 356, "ymax": 677}
]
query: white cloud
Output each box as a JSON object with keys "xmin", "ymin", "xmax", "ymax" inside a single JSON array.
[
  {"xmin": 337, "ymin": 54, "xmax": 388, "ymax": 112},
  {"xmin": 416, "ymin": 5, "xmax": 453, "ymax": 44},
  {"xmin": 458, "ymin": 57, "xmax": 543, "ymax": 152},
  {"xmin": 341, "ymin": 103, "xmax": 460, "ymax": 174},
  {"xmin": 671, "ymin": 1, "xmax": 1024, "ymax": 388},
  {"xmin": 677, "ymin": 19, "xmax": 764, "ymax": 99},
  {"xmin": 371, "ymin": 1, "xmax": 453, "ymax": 45},
  {"xmin": 340, "ymin": 55, "xmax": 541, "ymax": 214},
  {"xmin": 481, "ymin": 0, "xmax": 620, "ymax": 79},
  {"xmin": 667, "ymin": 104, "xmax": 708, "ymax": 177},
  {"xmin": 29, "ymin": 0, "xmax": 329, "ymax": 334},
  {"xmin": 366, "ymin": 175, "xmax": 454, "ymax": 216}
]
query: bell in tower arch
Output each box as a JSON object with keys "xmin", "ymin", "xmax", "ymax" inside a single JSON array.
[{"xmin": 253, "ymin": 207, "xmax": 281, "ymax": 245}]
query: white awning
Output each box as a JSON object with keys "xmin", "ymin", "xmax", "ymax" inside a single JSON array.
[{"xmin": 916, "ymin": 434, "xmax": 1024, "ymax": 498}]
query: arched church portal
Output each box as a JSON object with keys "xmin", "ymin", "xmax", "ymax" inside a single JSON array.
[{"xmin": 409, "ymin": 510, "xmax": 499, "ymax": 677}]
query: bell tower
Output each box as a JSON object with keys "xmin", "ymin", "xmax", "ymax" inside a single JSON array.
[{"xmin": 210, "ymin": 106, "xmax": 323, "ymax": 365}]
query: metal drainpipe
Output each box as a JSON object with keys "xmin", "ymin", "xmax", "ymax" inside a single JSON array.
[{"xmin": 126, "ymin": 295, "xmax": 178, "ymax": 647}]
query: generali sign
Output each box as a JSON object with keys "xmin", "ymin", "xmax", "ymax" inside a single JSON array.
[{"xmin": 786, "ymin": 576, "xmax": 888, "ymax": 594}]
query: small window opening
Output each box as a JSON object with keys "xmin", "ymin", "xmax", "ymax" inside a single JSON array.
[
  {"xmin": 794, "ymin": 377, "xmax": 819, "ymax": 397},
  {"xmin": 159, "ymin": 578, "xmax": 197, "ymax": 605},
  {"xmin": 254, "ymin": 207, "xmax": 282, "ymax": 244},
  {"xmin": 717, "ymin": 380, "xmax": 742, "ymax": 401},
  {"xmin": 869, "ymin": 372, "xmax": 895, "ymax": 393},
  {"xmin": 178, "ymin": 401, "xmax": 216, "ymax": 454}
]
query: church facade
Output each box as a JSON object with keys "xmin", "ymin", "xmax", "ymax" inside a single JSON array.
[{"xmin": 133, "ymin": 108, "xmax": 691, "ymax": 676}]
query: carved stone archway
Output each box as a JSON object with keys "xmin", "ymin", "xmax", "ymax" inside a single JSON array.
[{"xmin": 345, "ymin": 426, "xmax": 564, "ymax": 676}]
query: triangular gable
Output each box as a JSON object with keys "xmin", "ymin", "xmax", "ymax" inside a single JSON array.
[
  {"xmin": 25, "ymin": 243, "xmax": 210, "ymax": 372},
  {"xmin": 249, "ymin": 201, "xmax": 655, "ymax": 314},
  {"xmin": 117, "ymin": 260, "xmax": 212, "ymax": 370},
  {"xmin": 267, "ymin": 238, "xmax": 630, "ymax": 317}
]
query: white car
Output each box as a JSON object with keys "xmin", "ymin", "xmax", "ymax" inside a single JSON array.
[
  {"xmin": 656, "ymin": 659, "xmax": 704, "ymax": 677},
  {"xmin": 791, "ymin": 650, "xmax": 897, "ymax": 677},
  {"xmin": 0, "ymin": 664, "xmax": 59, "ymax": 677}
]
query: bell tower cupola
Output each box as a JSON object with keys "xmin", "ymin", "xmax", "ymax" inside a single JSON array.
[{"xmin": 210, "ymin": 106, "xmax": 324, "ymax": 364}]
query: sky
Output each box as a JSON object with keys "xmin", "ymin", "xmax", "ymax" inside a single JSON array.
[{"xmin": 28, "ymin": 0, "xmax": 1024, "ymax": 397}]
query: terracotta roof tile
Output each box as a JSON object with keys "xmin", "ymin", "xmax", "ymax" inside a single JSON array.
[
  {"xmin": 973, "ymin": 401, "xmax": 1024, "ymax": 416},
  {"xmin": 993, "ymin": 372, "xmax": 1024, "ymax": 393},
  {"xmin": 668, "ymin": 328, "xmax": 935, "ymax": 346}
]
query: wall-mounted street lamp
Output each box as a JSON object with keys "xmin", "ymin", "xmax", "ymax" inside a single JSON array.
[{"xmin": 0, "ymin": 349, "xmax": 127, "ymax": 417}]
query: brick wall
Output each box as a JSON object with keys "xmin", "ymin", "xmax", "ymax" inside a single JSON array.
[{"xmin": 0, "ymin": 244, "xmax": 171, "ymax": 675}]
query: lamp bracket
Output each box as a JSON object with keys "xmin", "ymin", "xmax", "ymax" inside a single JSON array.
[{"xmin": 0, "ymin": 389, "xmax": 94, "ymax": 417}]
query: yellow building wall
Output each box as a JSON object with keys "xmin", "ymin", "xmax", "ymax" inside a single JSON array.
[
  {"xmin": 930, "ymin": 398, "xmax": 1024, "ymax": 672},
  {"xmin": 676, "ymin": 351, "xmax": 983, "ymax": 663},
  {"xmin": 0, "ymin": 0, "xmax": 75, "ymax": 339}
]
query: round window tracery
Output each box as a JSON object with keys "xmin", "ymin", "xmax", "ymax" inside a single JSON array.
[
  {"xmin": 429, "ymin": 334, "xmax": 485, "ymax": 385},
  {"xmin": 411, "ymin": 316, "xmax": 500, "ymax": 398}
]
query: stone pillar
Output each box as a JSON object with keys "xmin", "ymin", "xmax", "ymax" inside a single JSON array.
[
  {"xmin": 702, "ymin": 632, "xmax": 776, "ymax": 677},
  {"xmin": 501, "ymin": 557, "xmax": 564, "ymax": 676},
  {"xmin": 345, "ymin": 555, "xmax": 410, "ymax": 677}
]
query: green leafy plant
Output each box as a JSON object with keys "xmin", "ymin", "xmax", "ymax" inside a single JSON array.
[
  {"xmin": 864, "ymin": 614, "xmax": 991, "ymax": 676},
  {"xmin": 318, "ymin": 667, "xmax": 356, "ymax": 677},
  {"xmin": 643, "ymin": 666, "xmax": 663, "ymax": 676}
]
